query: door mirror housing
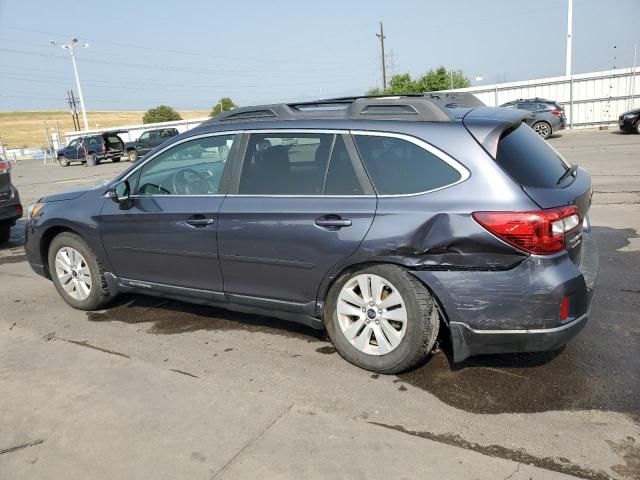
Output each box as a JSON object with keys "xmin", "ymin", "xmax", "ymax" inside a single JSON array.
[{"xmin": 108, "ymin": 180, "xmax": 132, "ymax": 208}]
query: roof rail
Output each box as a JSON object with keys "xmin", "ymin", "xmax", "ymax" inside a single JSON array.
[{"xmin": 202, "ymin": 95, "xmax": 454, "ymax": 125}]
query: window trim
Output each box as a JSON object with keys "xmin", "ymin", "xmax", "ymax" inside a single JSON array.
[
  {"xmin": 227, "ymin": 129, "xmax": 375, "ymax": 197},
  {"xmin": 350, "ymin": 130, "xmax": 470, "ymax": 197},
  {"xmin": 118, "ymin": 131, "xmax": 242, "ymax": 198}
]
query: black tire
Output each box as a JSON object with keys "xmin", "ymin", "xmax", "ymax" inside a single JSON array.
[
  {"xmin": 532, "ymin": 121, "xmax": 552, "ymax": 139},
  {"xmin": 128, "ymin": 150, "xmax": 139, "ymax": 162},
  {"xmin": 112, "ymin": 156, "xmax": 121, "ymax": 163},
  {"xmin": 325, "ymin": 264, "xmax": 439, "ymax": 374},
  {"xmin": 48, "ymin": 232, "xmax": 114, "ymax": 311},
  {"xmin": 57, "ymin": 156, "xmax": 70, "ymax": 167},
  {"xmin": 635, "ymin": 121, "xmax": 640, "ymax": 134},
  {"xmin": 0, "ymin": 223, "xmax": 10, "ymax": 243}
]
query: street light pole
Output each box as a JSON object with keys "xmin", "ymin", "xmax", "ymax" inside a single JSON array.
[{"xmin": 51, "ymin": 38, "xmax": 89, "ymax": 131}]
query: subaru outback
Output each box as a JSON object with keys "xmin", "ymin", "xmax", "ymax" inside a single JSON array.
[{"xmin": 24, "ymin": 96, "xmax": 598, "ymax": 373}]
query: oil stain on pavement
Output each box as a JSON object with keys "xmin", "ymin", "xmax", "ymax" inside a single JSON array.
[{"xmin": 85, "ymin": 227, "xmax": 639, "ymax": 416}]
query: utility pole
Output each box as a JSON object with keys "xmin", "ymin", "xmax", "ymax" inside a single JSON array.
[
  {"xmin": 51, "ymin": 38, "xmax": 89, "ymax": 131},
  {"xmin": 376, "ymin": 22, "xmax": 387, "ymax": 90},
  {"xmin": 565, "ymin": 0, "xmax": 573, "ymax": 77},
  {"xmin": 631, "ymin": 43, "xmax": 637, "ymax": 110},
  {"xmin": 566, "ymin": 0, "xmax": 574, "ymax": 127}
]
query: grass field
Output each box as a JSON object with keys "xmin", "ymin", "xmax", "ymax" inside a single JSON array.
[{"xmin": 0, "ymin": 110, "xmax": 210, "ymax": 148}]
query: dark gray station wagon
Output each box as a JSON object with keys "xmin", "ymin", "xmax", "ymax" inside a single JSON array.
[{"xmin": 25, "ymin": 96, "xmax": 598, "ymax": 373}]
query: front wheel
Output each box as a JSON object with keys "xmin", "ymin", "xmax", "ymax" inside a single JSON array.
[
  {"xmin": 48, "ymin": 232, "xmax": 114, "ymax": 310},
  {"xmin": 325, "ymin": 264, "xmax": 439, "ymax": 374},
  {"xmin": 57, "ymin": 156, "xmax": 70, "ymax": 167},
  {"xmin": 635, "ymin": 121, "xmax": 640, "ymax": 134},
  {"xmin": 128, "ymin": 150, "xmax": 139, "ymax": 162},
  {"xmin": 532, "ymin": 121, "xmax": 552, "ymax": 139}
]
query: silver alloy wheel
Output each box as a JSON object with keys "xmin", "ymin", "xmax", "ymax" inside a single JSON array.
[
  {"xmin": 533, "ymin": 122, "xmax": 550, "ymax": 138},
  {"xmin": 54, "ymin": 247, "xmax": 92, "ymax": 301},
  {"xmin": 337, "ymin": 273, "xmax": 408, "ymax": 356}
]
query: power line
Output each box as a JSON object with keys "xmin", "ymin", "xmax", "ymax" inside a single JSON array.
[
  {"xmin": 0, "ymin": 24, "xmax": 369, "ymax": 69},
  {"xmin": 0, "ymin": 47, "xmax": 365, "ymax": 81}
]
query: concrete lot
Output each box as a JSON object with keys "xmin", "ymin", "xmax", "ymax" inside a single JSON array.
[{"xmin": 1, "ymin": 129, "xmax": 638, "ymax": 479}]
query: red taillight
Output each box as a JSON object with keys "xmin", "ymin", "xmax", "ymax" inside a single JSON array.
[
  {"xmin": 15, "ymin": 204, "xmax": 23, "ymax": 217},
  {"xmin": 0, "ymin": 161, "xmax": 11, "ymax": 173},
  {"xmin": 560, "ymin": 296, "xmax": 569, "ymax": 321},
  {"xmin": 101, "ymin": 146, "xmax": 107, "ymax": 153},
  {"xmin": 472, "ymin": 206, "xmax": 580, "ymax": 255},
  {"xmin": 551, "ymin": 109, "xmax": 563, "ymax": 116}
]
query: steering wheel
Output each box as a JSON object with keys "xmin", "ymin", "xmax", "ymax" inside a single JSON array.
[{"xmin": 171, "ymin": 168, "xmax": 207, "ymax": 195}]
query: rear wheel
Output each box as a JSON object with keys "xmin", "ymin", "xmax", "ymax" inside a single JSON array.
[
  {"xmin": 325, "ymin": 264, "xmax": 439, "ymax": 374},
  {"xmin": 112, "ymin": 156, "xmax": 121, "ymax": 163},
  {"xmin": 532, "ymin": 121, "xmax": 552, "ymax": 139},
  {"xmin": 0, "ymin": 223, "xmax": 10, "ymax": 243},
  {"xmin": 57, "ymin": 156, "xmax": 70, "ymax": 167},
  {"xmin": 48, "ymin": 232, "xmax": 113, "ymax": 310},
  {"xmin": 128, "ymin": 150, "xmax": 139, "ymax": 162}
]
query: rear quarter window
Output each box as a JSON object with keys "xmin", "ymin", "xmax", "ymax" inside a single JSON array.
[
  {"xmin": 353, "ymin": 134, "xmax": 463, "ymax": 195},
  {"xmin": 496, "ymin": 124, "xmax": 569, "ymax": 188}
]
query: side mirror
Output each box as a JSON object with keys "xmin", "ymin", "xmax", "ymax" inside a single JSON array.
[{"xmin": 108, "ymin": 180, "xmax": 132, "ymax": 208}]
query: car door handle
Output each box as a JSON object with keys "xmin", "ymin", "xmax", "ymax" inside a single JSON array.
[
  {"xmin": 315, "ymin": 217, "xmax": 352, "ymax": 228},
  {"xmin": 186, "ymin": 215, "xmax": 215, "ymax": 227}
]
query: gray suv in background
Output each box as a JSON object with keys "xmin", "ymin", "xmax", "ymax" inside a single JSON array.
[
  {"xmin": 500, "ymin": 98, "xmax": 566, "ymax": 139},
  {"xmin": 24, "ymin": 96, "xmax": 597, "ymax": 374},
  {"xmin": 0, "ymin": 158, "xmax": 22, "ymax": 243}
]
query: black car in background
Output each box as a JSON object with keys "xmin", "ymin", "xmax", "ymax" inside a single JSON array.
[
  {"xmin": 500, "ymin": 98, "xmax": 566, "ymax": 139},
  {"xmin": 0, "ymin": 158, "xmax": 22, "ymax": 243},
  {"xmin": 618, "ymin": 108, "xmax": 640, "ymax": 134},
  {"xmin": 125, "ymin": 128, "xmax": 179, "ymax": 162}
]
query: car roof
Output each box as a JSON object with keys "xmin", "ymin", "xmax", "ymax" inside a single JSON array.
[{"xmin": 199, "ymin": 96, "xmax": 457, "ymax": 128}]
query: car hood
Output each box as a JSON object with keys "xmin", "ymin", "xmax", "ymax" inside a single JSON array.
[
  {"xmin": 622, "ymin": 108, "xmax": 640, "ymax": 116},
  {"xmin": 39, "ymin": 180, "xmax": 109, "ymax": 203}
]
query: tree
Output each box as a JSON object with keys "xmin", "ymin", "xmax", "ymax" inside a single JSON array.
[
  {"xmin": 366, "ymin": 66, "xmax": 471, "ymax": 96},
  {"xmin": 210, "ymin": 97, "xmax": 238, "ymax": 117},
  {"xmin": 143, "ymin": 105, "xmax": 182, "ymax": 124}
]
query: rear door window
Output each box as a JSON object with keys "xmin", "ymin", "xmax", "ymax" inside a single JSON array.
[
  {"xmin": 238, "ymin": 133, "xmax": 364, "ymax": 196},
  {"xmin": 496, "ymin": 124, "xmax": 570, "ymax": 188},
  {"xmin": 353, "ymin": 134, "xmax": 462, "ymax": 195}
]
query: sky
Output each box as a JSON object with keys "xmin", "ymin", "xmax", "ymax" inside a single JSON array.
[{"xmin": 0, "ymin": 0, "xmax": 638, "ymax": 111}]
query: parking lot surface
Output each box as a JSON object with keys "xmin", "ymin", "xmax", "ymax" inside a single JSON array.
[{"xmin": 1, "ymin": 129, "xmax": 639, "ymax": 479}]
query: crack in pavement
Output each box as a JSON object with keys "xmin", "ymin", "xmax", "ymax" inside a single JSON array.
[
  {"xmin": 503, "ymin": 463, "xmax": 520, "ymax": 480},
  {"xmin": 169, "ymin": 368, "xmax": 200, "ymax": 379},
  {"xmin": 0, "ymin": 439, "xmax": 45, "ymax": 455},
  {"xmin": 209, "ymin": 403, "xmax": 295, "ymax": 480},
  {"xmin": 58, "ymin": 338, "xmax": 131, "ymax": 359},
  {"xmin": 368, "ymin": 422, "xmax": 613, "ymax": 480}
]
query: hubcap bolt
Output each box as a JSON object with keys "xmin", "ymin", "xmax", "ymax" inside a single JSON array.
[
  {"xmin": 369, "ymin": 302, "xmax": 374, "ymax": 306},
  {"xmin": 362, "ymin": 307, "xmax": 366, "ymax": 312},
  {"xmin": 365, "ymin": 318, "xmax": 370, "ymax": 324},
  {"xmin": 375, "ymin": 319, "xmax": 380, "ymax": 325},
  {"xmin": 378, "ymin": 309, "xmax": 382, "ymax": 314}
]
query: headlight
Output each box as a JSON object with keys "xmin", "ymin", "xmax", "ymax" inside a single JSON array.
[
  {"xmin": 27, "ymin": 203, "xmax": 45, "ymax": 220},
  {"xmin": 624, "ymin": 114, "xmax": 637, "ymax": 120}
]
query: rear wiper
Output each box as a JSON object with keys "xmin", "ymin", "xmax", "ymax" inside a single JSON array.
[{"xmin": 557, "ymin": 164, "xmax": 578, "ymax": 185}]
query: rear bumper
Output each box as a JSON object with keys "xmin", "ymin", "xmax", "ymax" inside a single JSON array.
[
  {"xmin": 0, "ymin": 202, "xmax": 22, "ymax": 225},
  {"xmin": 412, "ymin": 231, "xmax": 598, "ymax": 362},
  {"xmin": 449, "ymin": 312, "xmax": 589, "ymax": 361}
]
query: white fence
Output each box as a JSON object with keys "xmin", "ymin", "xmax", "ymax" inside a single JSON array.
[
  {"xmin": 64, "ymin": 117, "xmax": 209, "ymax": 144},
  {"xmin": 442, "ymin": 66, "xmax": 639, "ymax": 128}
]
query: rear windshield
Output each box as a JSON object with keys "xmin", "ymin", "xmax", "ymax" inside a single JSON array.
[{"xmin": 495, "ymin": 124, "xmax": 569, "ymax": 188}]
